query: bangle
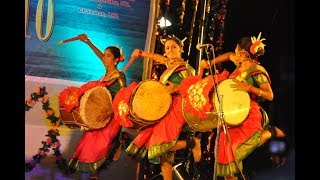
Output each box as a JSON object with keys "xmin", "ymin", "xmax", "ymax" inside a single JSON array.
[
  {"xmin": 138, "ymin": 50, "xmax": 143, "ymax": 58},
  {"xmin": 258, "ymin": 89, "xmax": 262, "ymax": 97}
]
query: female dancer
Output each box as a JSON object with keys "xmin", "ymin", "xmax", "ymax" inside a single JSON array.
[
  {"xmin": 199, "ymin": 32, "xmax": 286, "ymax": 179},
  {"xmin": 113, "ymin": 35, "xmax": 201, "ymax": 180},
  {"xmin": 60, "ymin": 34, "xmax": 126, "ymax": 179}
]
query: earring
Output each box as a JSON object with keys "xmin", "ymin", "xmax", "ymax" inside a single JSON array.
[
  {"xmin": 163, "ymin": 53, "xmax": 166, "ymax": 57},
  {"xmin": 114, "ymin": 62, "xmax": 118, "ymax": 65}
]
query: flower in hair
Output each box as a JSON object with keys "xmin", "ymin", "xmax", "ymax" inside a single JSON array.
[
  {"xmin": 119, "ymin": 54, "xmax": 125, "ymax": 62},
  {"xmin": 160, "ymin": 37, "xmax": 166, "ymax": 45},
  {"xmin": 250, "ymin": 32, "xmax": 266, "ymax": 55},
  {"xmin": 181, "ymin": 37, "xmax": 187, "ymax": 44},
  {"xmin": 116, "ymin": 45, "xmax": 125, "ymax": 62},
  {"xmin": 160, "ymin": 34, "xmax": 187, "ymax": 46}
]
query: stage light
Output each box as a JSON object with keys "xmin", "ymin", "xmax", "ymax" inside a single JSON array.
[{"xmin": 158, "ymin": 17, "xmax": 172, "ymax": 28}]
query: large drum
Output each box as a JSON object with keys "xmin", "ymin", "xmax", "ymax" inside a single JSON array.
[
  {"xmin": 60, "ymin": 86, "xmax": 113, "ymax": 130},
  {"xmin": 129, "ymin": 80, "xmax": 172, "ymax": 130},
  {"xmin": 213, "ymin": 79, "xmax": 250, "ymax": 126}
]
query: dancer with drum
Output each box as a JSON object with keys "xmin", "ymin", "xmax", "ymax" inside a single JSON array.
[
  {"xmin": 112, "ymin": 35, "xmax": 202, "ymax": 180},
  {"xmin": 59, "ymin": 34, "xmax": 126, "ymax": 179},
  {"xmin": 198, "ymin": 32, "xmax": 286, "ymax": 180}
]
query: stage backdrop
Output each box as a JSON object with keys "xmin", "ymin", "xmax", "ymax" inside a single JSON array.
[
  {"xmin": 25, "ymin": 1, "xmax": 153, "ymax": 179},
  {"xmin": 25, "ymin": 0, "xmax": 152, "ymax": 84}
]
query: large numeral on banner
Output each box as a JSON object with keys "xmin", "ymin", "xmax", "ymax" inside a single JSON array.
[
  {"xmin": 25, "ymin": 0, "xmax": 55, "ymax": 41},
  {"xmin": 36, "ymin": 0, "xmax": 54, "ymax": 41},
  {"xmin": 25, "ymin": 0, "xmax": 31, "ymax": 39}
]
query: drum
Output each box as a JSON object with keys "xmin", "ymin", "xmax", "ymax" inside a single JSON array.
[
  {"xmin": 59, "ymin": 107, "xmax": 81, "ymax": 129},
  {"xmin": 213, "ymin": 79, "xmax": 250, "ymax": 126},
  {"xmin": 182, "ymin": 98, "xmax": 218, "ymax": 132},
  {"xmin": 181, "ymin": 75, "xmax": 218, "ymax": 132},
  {"xmin": 60, "ymin": 86, "xmax": 113, "ymax": 130},
  {"xmin": 129, "ymin": 80, "xmax": 172, "ymax": 122}
]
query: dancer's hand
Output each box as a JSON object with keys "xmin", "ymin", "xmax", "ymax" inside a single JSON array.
[
  {"xmin": 78, "ymin": 34, "xmax": 89, "ymax": 42},
  {"xmin": 230, "ymin": 79, "xmax": 250, "ymax": 92},
  {"xmin": 131, "ymin": 49, "xmax": 142, "ymax": 59},
  {"xmin": 199, "ymin": 60, "xmax": 210, "ymax": 69}
]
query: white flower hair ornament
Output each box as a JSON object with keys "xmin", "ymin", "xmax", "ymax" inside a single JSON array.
[
  {"xmin": 115, "ymin": 45, "xmax": 125, "ymax": 62},
  {"xmin": 160, "ymin": 34, "xmax": 187, "ymax": 47},
  {"xmin": 250, "ymin": 32, "xmax": 266, "ymax": 55},
  {"xmin": 160, "ymin": 37, "xmax": 166, "ymax": 45}
]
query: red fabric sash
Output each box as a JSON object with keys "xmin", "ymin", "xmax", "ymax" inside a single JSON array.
[{"xmin": 59, "ymin": 79, "xmax": 116, "ymax": 112}]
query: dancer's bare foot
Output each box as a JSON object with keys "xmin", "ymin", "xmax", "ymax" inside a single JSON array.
[
  {"xmin": 268, "ymin": 126, "xmax": 286, "ymax": 138},
  {"xmin": 274, "ymin": 127, "xmax": 286, "ymax": 138},
  {"xmin": 113, "ymin": 145, "xmax": 122, "ymax": 161},
  {"xmin": 259, "ymin": 126, "xmax": 286, "ymax": 147},
  {"xmin": 191, "ymin": 137, "xmax": 201, "ymax": 162}
]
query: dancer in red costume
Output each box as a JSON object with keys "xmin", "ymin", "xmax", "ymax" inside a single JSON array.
[
  {"xmin": 59, "ymin": 34, "xmax": 126, "ymax": 179},
  {"xmin": 197, "ymin": 32, "xmax": 286, "ymax": 180},
  {"xmin": 113, "ymin": 35, "xmax": 201, "ymax": 180}
]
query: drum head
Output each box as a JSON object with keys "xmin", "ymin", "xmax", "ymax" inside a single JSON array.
[
  {"xmin": 213, "ymin": 79, "xmax": 250, "ymax": 126},
  {"xmin": 79, "ymin": 86, "xmax": 113, "ymax": 129},
  {"xmin": 130, "ymin": 80, "xmax": 172, "ymax": 121}
]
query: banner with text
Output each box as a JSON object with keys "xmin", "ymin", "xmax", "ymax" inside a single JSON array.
[{"xmin": 25, "ymin": 0, "xmax": 151, "ymax": 83}]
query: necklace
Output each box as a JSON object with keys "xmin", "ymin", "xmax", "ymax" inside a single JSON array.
[{"xmin": 106, "ymin": 69, "xmax": 118, "ymax": 75}]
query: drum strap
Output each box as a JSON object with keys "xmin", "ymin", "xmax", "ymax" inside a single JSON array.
[
  {"xmin": 102, "ymin": 79, "xmax": 117, "ymax": 87},
  {"xmin": 159, "ymin": 62, "xmax": 190, "ymax": 84}
]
